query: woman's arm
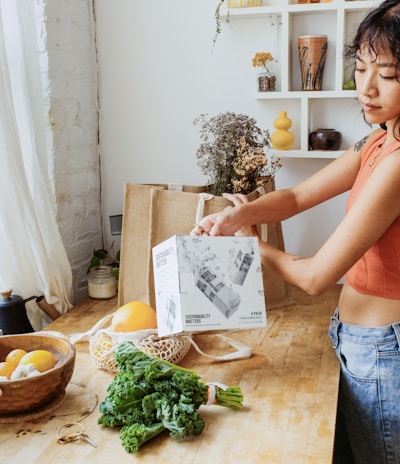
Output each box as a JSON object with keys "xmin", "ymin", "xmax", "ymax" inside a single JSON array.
[
  {"xmin": 260, "ymin": 148, "xmax": 400, "ymax": 295},
  {"xmin": 192, "ymin": 142, "xmax": 363, "ymax": 237}
]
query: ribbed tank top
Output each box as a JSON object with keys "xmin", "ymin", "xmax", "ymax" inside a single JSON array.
[{"xmin": 345, "ymin": 130, "xmax": 400, "ymax": 299}]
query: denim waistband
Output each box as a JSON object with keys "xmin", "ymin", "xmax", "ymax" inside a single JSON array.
[{"xmin": 330, "ymin": 307, "xmax": 400, "ymax": 348}]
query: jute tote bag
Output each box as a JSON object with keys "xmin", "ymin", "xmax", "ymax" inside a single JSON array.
[{"xmin": 118, "ymin": 182, "xmax": 293, "ymax": 311}]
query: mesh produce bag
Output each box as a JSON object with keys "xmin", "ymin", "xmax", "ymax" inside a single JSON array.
[
  {"xmin": 89, "ymin": 328, "xmax": 192, "ymax": 372},
  {"xmin": 69, "ymin": 312, "xmax": 252, "ymax": 373}
]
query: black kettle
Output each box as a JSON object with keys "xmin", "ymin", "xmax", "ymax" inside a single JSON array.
[{"xmin": 0, "ymin": 289, "xmax": 43, "ymax": 335}]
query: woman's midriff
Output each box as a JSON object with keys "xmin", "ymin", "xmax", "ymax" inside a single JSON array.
[{"xmin": 338, "ymin": 284, "xmax": 400, "ymax": 326}]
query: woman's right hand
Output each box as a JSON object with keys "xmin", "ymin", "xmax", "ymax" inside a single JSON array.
[{"xmin": 190, "ymin": 212, "xmax": 221, "ymax": 236}]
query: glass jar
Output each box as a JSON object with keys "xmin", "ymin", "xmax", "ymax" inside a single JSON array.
[
  {"xmin": 88, "ymin": 265, "xmax": 117, "ymax": 299},
  {"xmin": 258, "ymin": 71, "xmax": 276, "ymax": 92}
]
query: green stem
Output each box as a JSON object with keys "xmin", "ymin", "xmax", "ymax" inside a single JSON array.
[{"xmin": 211, "ymin": 385, "xmax": 243, "ymax": 410}]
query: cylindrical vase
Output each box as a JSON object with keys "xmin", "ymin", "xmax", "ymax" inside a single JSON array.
[{"xmin": 298, "ymin": 35, "xmax": 327, "ymax": 91}]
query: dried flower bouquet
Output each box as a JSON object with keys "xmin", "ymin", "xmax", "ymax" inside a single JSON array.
[{"xmin": 193, "ymin": 112, "xmax": 281, "ymax": 196}]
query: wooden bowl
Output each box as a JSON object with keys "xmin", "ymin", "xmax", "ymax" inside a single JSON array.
[{"xmin": 0, "ymin": 333, "xmax": 75, "ymax": 415}]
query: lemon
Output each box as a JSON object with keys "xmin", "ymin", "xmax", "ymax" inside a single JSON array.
[
  {"xmin": 0, "ymin": 361, "xmax": 16, "ymax": 379},
  {"xmin": 19, "ymin": 349, "xmax": 58, "ymax": 373},
  {"xmin": 111, "ymin": 301, "xmax": 157, "ymax": 332},
  {"xmin": 6, "ymin": 348, "xmax": 28, "ymax": 367}
]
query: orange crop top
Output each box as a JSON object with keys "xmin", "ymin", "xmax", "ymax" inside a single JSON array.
[{"xmin": 345, "ymin": 130, "xmax": 400, "ymax": 299}]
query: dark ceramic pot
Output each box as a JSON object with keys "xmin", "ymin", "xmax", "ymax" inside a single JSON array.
[{"xmin": 309, "ymin": 128, "xmax": 342, "ymax": 151}]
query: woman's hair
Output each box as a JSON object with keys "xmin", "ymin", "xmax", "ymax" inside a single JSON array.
[
  {"xmin": 344, "ymin": 0, "xmax": 400, "ymax": 138},
  {"xmin": 345, "ymin": 0, "xmax": 400, "ymax": 65}
]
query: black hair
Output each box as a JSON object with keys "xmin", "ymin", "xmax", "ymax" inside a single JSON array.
[{"xmin": 344, "ymin": 0, "xmax": 400, "ymax": 138}]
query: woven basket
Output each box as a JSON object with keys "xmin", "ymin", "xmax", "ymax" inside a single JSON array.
[{"xmin": 227, "ymin": 0, "xmax": 262, "ymax": 7}]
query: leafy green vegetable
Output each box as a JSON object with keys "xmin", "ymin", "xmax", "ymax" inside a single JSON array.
[
  {"xmin": 98, "ymin": 342, "xmax": 243, "ymax": 453},
  {"xmin": 120, "ymin": 422, "xmax": 165, "ymax": 454}
]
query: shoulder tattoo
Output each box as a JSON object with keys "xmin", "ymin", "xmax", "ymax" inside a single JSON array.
[
  {"xmin": 354, "ymin": 136, "xmax": 368, "ymax": 153},
  {"xmin": 292, "ymin": 256, "xmax": 307, "ymax": 261}
]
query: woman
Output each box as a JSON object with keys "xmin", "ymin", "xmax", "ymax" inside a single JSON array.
[{"xmin": 191, "ymin": 1, "xmax": 400, "ymax": 462}]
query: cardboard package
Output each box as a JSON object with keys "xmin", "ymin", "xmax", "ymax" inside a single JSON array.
[{"xmin": 152, "ymin": 235, "xmax": 266, "ymax": 336}]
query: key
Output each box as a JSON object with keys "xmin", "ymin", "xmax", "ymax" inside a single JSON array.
[
  {"xmin": 56, "ymin": 422, "xmax": 97, "ymax": 448},
  {"xmin": 79, "ymin": 433, "xmax": 97, "ymax": 448}
]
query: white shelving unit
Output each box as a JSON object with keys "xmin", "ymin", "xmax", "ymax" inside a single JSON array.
[{"xmin": 223, "ymin": 0, "xmax": 381, "ymax": 158}]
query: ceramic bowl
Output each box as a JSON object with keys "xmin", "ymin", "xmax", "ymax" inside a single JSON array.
[
  {"xmin": 0, "ymin": 333, "xmax": 75, "ymax": 415},
  {"xmin": 309, "ymin": 128, "xmax": 342, "ymax": 151}
]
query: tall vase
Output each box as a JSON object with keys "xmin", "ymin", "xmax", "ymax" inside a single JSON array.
[
  {"xmin": 271, "ymin": 111, "xmax": 295, "ymax": 150},
  {"xmin": 298, "ymin": 35, "xmax": 327, "ymax": 91}
]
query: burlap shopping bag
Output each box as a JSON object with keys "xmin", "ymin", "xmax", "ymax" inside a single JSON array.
[{"xmin": 118, "ymin": 182, "xmax": 293, "ymax": 311}]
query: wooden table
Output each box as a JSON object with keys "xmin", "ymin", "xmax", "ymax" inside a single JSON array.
[{"xmin": 0, "ymin": 286, "xmax": 341, "ymax": 463}]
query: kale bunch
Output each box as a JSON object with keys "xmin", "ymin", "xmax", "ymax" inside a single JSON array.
[{"xmin": 98, "ymin": 342, "xmax": 242, "ymax": 454}]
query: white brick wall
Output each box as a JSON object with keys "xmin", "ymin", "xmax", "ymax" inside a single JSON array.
[{"xmin": 36, "ymin": 0, "xmax": 102, "ymax": 302}]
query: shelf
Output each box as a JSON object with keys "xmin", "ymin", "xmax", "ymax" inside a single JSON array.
[
  {"xmin": 222, "ymin": 0, "xmax": 381, "ymax": 160},
  {"xmin": 254, "ymin": 90, "xmax": 357, "ymax": 99},
  {"xmin": 274, "ymin": 149, "xmax": 343, "ymax": 159},
  {"xmin": 222, "ymin": 1, "xmax": 378, "ymax": 18}
]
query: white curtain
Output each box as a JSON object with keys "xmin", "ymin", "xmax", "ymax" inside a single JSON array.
[{"xmin": 0, "ymin": 0, "xmax": 73, "ymax": 330}]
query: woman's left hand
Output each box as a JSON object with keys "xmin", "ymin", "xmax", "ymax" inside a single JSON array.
[{"xmin": 220, "ymin": 193, "xmax": 259, "ymax": 237}]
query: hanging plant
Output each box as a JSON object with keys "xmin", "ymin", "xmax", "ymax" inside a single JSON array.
[
  {"xmin": 213, "ymin": 1, "xmax": 263, "ymax": 49},
  {"xmin": 213, "ymin": 1, "xmax": 230, "ymax": 49}
]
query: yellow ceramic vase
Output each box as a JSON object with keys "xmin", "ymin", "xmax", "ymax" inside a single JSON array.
[{"xmin": 271, "ymin": 111, "xmax": 295, "ymax": 150}]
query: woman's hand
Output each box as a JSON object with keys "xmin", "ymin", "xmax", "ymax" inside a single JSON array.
[
  {"xmin": 190, "ymin": 212, "xmax": 220, "ymax": 236},
  {"xmin": 222, "ymin": 193, "xmax": 259, "ymax": 237},
  {"xmin": 190, "ymin": 193, "xmax": 259, "ymax": 238}
]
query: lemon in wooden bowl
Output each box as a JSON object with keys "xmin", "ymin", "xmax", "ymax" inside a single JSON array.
[{"xmin": 0, "ymin": 333, "xmax": 75, "ymax": 415}]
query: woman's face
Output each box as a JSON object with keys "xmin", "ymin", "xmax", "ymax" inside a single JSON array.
[{"xmin": 355, "ymin": 44, "xmax": 400, "ymax": 127}]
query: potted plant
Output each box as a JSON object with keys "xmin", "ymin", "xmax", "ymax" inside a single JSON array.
[
  {"xmin": 193, "ymin": 111, "xmax": 281, "ymax": 196},
  {"xmin": 252, "ymin": 52, "xmax": 276, "ymax": 91},
  {"xmin": 87, "ymin": 243, "xmax": 120, "ymax": 280}
]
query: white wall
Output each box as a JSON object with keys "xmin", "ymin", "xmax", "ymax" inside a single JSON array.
[
  {"xmin": 37, "ymin": 0, "xmax": 101, "ymax": 302},
  {"xmin": 94, "ymin": 1, "xmax": 368, "ymax": 265}
]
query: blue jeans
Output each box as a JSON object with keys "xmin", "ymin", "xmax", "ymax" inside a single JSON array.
[{"xmin": 329, "ymin": 308, "xmax": 400, "ymax": 464}]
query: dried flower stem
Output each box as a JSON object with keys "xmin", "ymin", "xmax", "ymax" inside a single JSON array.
[{"xmin": 252, "ymin": 52, "xmax": 274, "ymax": 73}]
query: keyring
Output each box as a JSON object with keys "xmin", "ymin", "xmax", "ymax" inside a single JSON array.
[
  {"xmin": 56, "ymin": 421, "xmax": 97, "ymax": 447},
  {"xmin": 57, "ymin": 422, "xmax": 85, "ymax": 443}
]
